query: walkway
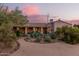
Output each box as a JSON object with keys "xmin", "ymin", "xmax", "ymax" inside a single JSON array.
[{"xmin": 10, "ymin": 38, "xmax": 79, "ymax": 56}]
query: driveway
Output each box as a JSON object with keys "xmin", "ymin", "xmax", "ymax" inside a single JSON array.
[{"xmin": 10, "ymin": 38, "xmax": 79, "ymax": 56}]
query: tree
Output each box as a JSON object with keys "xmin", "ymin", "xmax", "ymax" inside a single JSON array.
[
  {"xmin": 0, "ymin": 5, "xmax": 28, "ymax": 48},
  {"xmin": 10, "ymin": 7, "xmax": 28, "ymax": 26}
]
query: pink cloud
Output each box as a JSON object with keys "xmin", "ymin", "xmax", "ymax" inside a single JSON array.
[
  {"xmin": 22, "ymin": 5, "xmax": 40, "ymax": 15},
  {"xmin": 21, "ymin": 5, "xmax": 48, "ymax": 23}
]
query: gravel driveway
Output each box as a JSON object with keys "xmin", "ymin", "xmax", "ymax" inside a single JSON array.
[{"xmin": 10, "ymin": 38, "xmax": 79, "ymax": 56}]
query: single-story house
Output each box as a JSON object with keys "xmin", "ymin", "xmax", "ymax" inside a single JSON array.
[{"xmin": 13, "ymin": 19, "xmax": 72, "ymax": 34}]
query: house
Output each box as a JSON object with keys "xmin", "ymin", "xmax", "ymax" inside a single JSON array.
[
  {"xmin": 13, "ymin": 19, "xmax": 72, "ymax": 35},
  {"xmin": 50, "ymin": 19, "xmax": 72, "ymax": 31}
]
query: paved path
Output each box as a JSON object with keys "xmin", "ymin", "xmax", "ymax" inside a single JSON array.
[{"xmin": 10, "ymin": 38, "xmax": 79, "ymax": 56}]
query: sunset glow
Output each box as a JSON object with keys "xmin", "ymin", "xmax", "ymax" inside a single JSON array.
[
  {"xmin": 22, "ymin": 5, "xmax": 40, "ymax": 15},
  {"xmin": 3, "ymin": 3, "xmax": 79, "ymax": 24}
]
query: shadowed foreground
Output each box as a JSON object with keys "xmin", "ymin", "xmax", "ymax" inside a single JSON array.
[{"xmin": 10, "ymin": 38, "xmax": 79, "ymax": 56}]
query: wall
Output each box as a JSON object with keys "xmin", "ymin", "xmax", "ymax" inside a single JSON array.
[{"xmin": 54, "ymin": 21, "xmax": 72, "ymax": 31}]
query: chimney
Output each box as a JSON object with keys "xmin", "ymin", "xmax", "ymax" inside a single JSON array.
[{"xmin": 50, "ymin": 19, "xmax": 54, "ymax": 32}]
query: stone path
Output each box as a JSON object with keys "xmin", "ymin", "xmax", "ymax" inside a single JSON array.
[{"xmin": 10, "ymin": 38, "xmax": 79, "ymax": 56}]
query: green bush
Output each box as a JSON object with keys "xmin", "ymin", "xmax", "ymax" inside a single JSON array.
[
  {"xmin": 48, "ymin": 32, "xmax": 56, "ymax": 39},
  {"xmin": 0, "ymin": 5, "xmax": 27, "ymax": 48},
  {"xmin": 56, "ymin": 26, "xmax": 79, "ymax": 44},
  {"xmin": 34, "ymin": 36, "xmax": 42, "ymax": 42},
  {"xmin": 30, "ymin": 31, "xmax": 42, "ymax": 42},
  {"xmin": 31, "ymin": 31, "xmax": 41, "ymax": 38},
  {"xmin": 16, "ymin": 31, "xmax": 20, "ymax": 37},
  {"xmin": 0, "ymin": 27, "xmax": 17, "ymax": 48},
  {"xmin": 44, "ymin": 34, "xmax": 52, "ymax": 43},
  {"xmin": 34, "ymin": 32, "xmax": 55, "ymax": 43}
]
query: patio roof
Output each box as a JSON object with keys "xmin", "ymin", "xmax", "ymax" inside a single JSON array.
[{"xmin": 26, "ymin": 23, "xmax": 48, "ymax": 27}]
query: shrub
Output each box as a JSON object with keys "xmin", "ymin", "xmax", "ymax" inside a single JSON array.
[
  {"xmin": 31, "ymin": 31, "xmax": 41, "ymax": 38},
  {"xmin": 48, "ymin": 32, "xmax": 56, "ymax": 39},
  {"xmin": 44, "ymin": 34, "xmax": 52, "ymax": 43},
  {"xmin": 0, "ymin": 5, "xmax": 27, "ymax": 48},
  {"xmin": 34, "ymin": 36, "xmax": 42, "ymax": 42},
  {"xmin": 55, "ymin": 28, "xmax": 64, "ymax": 40},
  {"xmin": 16, "ymin": 30, "xmax": 20, "ymax": 37},
  {"xmin": 0, "ymin": 27, "xmax": 17, "ymax": 48},
  {"xmin": 56, "ymin": 26, "xmax": 79, "ymax": 44}
]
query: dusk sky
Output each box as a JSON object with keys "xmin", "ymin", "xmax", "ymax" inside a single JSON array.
[{"xmin": 2, "ymin": 3, "xmax": 79, "ymax": 21}]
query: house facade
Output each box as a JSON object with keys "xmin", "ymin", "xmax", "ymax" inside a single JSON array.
[
  {"xmin": 14, "ymin": 19, "xmax": 72, "ymax": 35},
  {"xmin": 53, "ymin": 20, "xmax": 72, "ymax": 31}
]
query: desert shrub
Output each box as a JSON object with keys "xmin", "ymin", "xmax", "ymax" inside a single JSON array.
[
  {"xmin": 30, "ymin": 31, "xmax": 42, "ymax": 42},
  {"xmin": 63, "ymin": 27, "xmax": 79, "ymax": 44},
  {"xmin": 0, "ymin": 5, "xmax": 27, "ymax": 48},
  {"xmin": 55, "ymin": 27, "xmax": 64, "ymax": 40},
  {"xmin": 34, "ymin": 33, "xmax": 54, "ymax": 43},
  {"xmin": 43, "ymin": 34, "xmax": 52, "ymax": 43},
  {"xmin": 56, "ymin": 26, "xmax": 79, "ymax": 44},
  {"xmin": 48, "ymin": 32, "xmax": 56, "ymax": 39},
  {"xmin": 0, "ymin": 27, "xmax": 17, "ymax": 48},
  {"xmin": 16, "ymin": 30, "xmax": 20, "ymax": 37},
  {"xmin": 34, "ymin": 34, "xmax": 52, "ymax": 43},
  {"xmin": 31, "ymin": 31, "xmax": 41, "ymax": 38},
  {"xmin": 34, "ymin": 36, "xmax": 42, "ymax": 42}
]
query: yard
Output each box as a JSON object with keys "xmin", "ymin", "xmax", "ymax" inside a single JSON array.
[
  {"xmin": 1, "ymin": 4, "xmax": 79, "ymax": 56},
  {"xmin": 10, "ymin": 37, "xmax": 79, "ymax": 56}
]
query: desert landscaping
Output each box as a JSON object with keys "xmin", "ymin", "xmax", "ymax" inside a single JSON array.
[
  {"xmin": 1, "ymin": 3, "xmax": 79, "ymax": 56},
  {"xmin": 10, "ymin": 37, "xmax": 79, "ymax": 56}
]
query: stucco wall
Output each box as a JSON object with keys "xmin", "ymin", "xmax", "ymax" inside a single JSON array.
[{"xmin": 54, "ymin": 21, "xmax": 72, "ymax": 31}]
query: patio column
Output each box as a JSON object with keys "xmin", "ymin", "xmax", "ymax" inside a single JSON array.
[
  {"xmin": 41, "ymin": 27, "xmax": 43, "ymax": 34},
  {"xmin": 25, "ymin": 27, "xmax": 27, "ymax": 34},
  {"xmin": 47, "ymin": 27, "xmax": 51, "ymax": 33},
  {"xmin": 17, "ymin": 27, "xmax": 19, "ymax": 30},
  {"xmin": 33, "ymin": 27, "xmax": 36, "ymax": 32}
]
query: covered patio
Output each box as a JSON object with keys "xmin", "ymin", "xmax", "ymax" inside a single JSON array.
[
  {"xmin": 13, "ymin": 23, "xmax": 50, "ymax": 36},
  {"xmin": 25, "ymin": 27, "xmax": 48, "ymax": 34}
]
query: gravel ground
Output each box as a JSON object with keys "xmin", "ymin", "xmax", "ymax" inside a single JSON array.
[{"xmin": 10, "ymin": 38, "xmax": 79, "ymax": 56}]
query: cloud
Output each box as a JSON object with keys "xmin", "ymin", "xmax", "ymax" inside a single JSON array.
[
  {"xmin": 22, "ymin": 5, "xmax": 40, "ymax": 15},
  {"xmin": 21, "ymin": 5, "xmax": 48, "ymax": 23}
]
